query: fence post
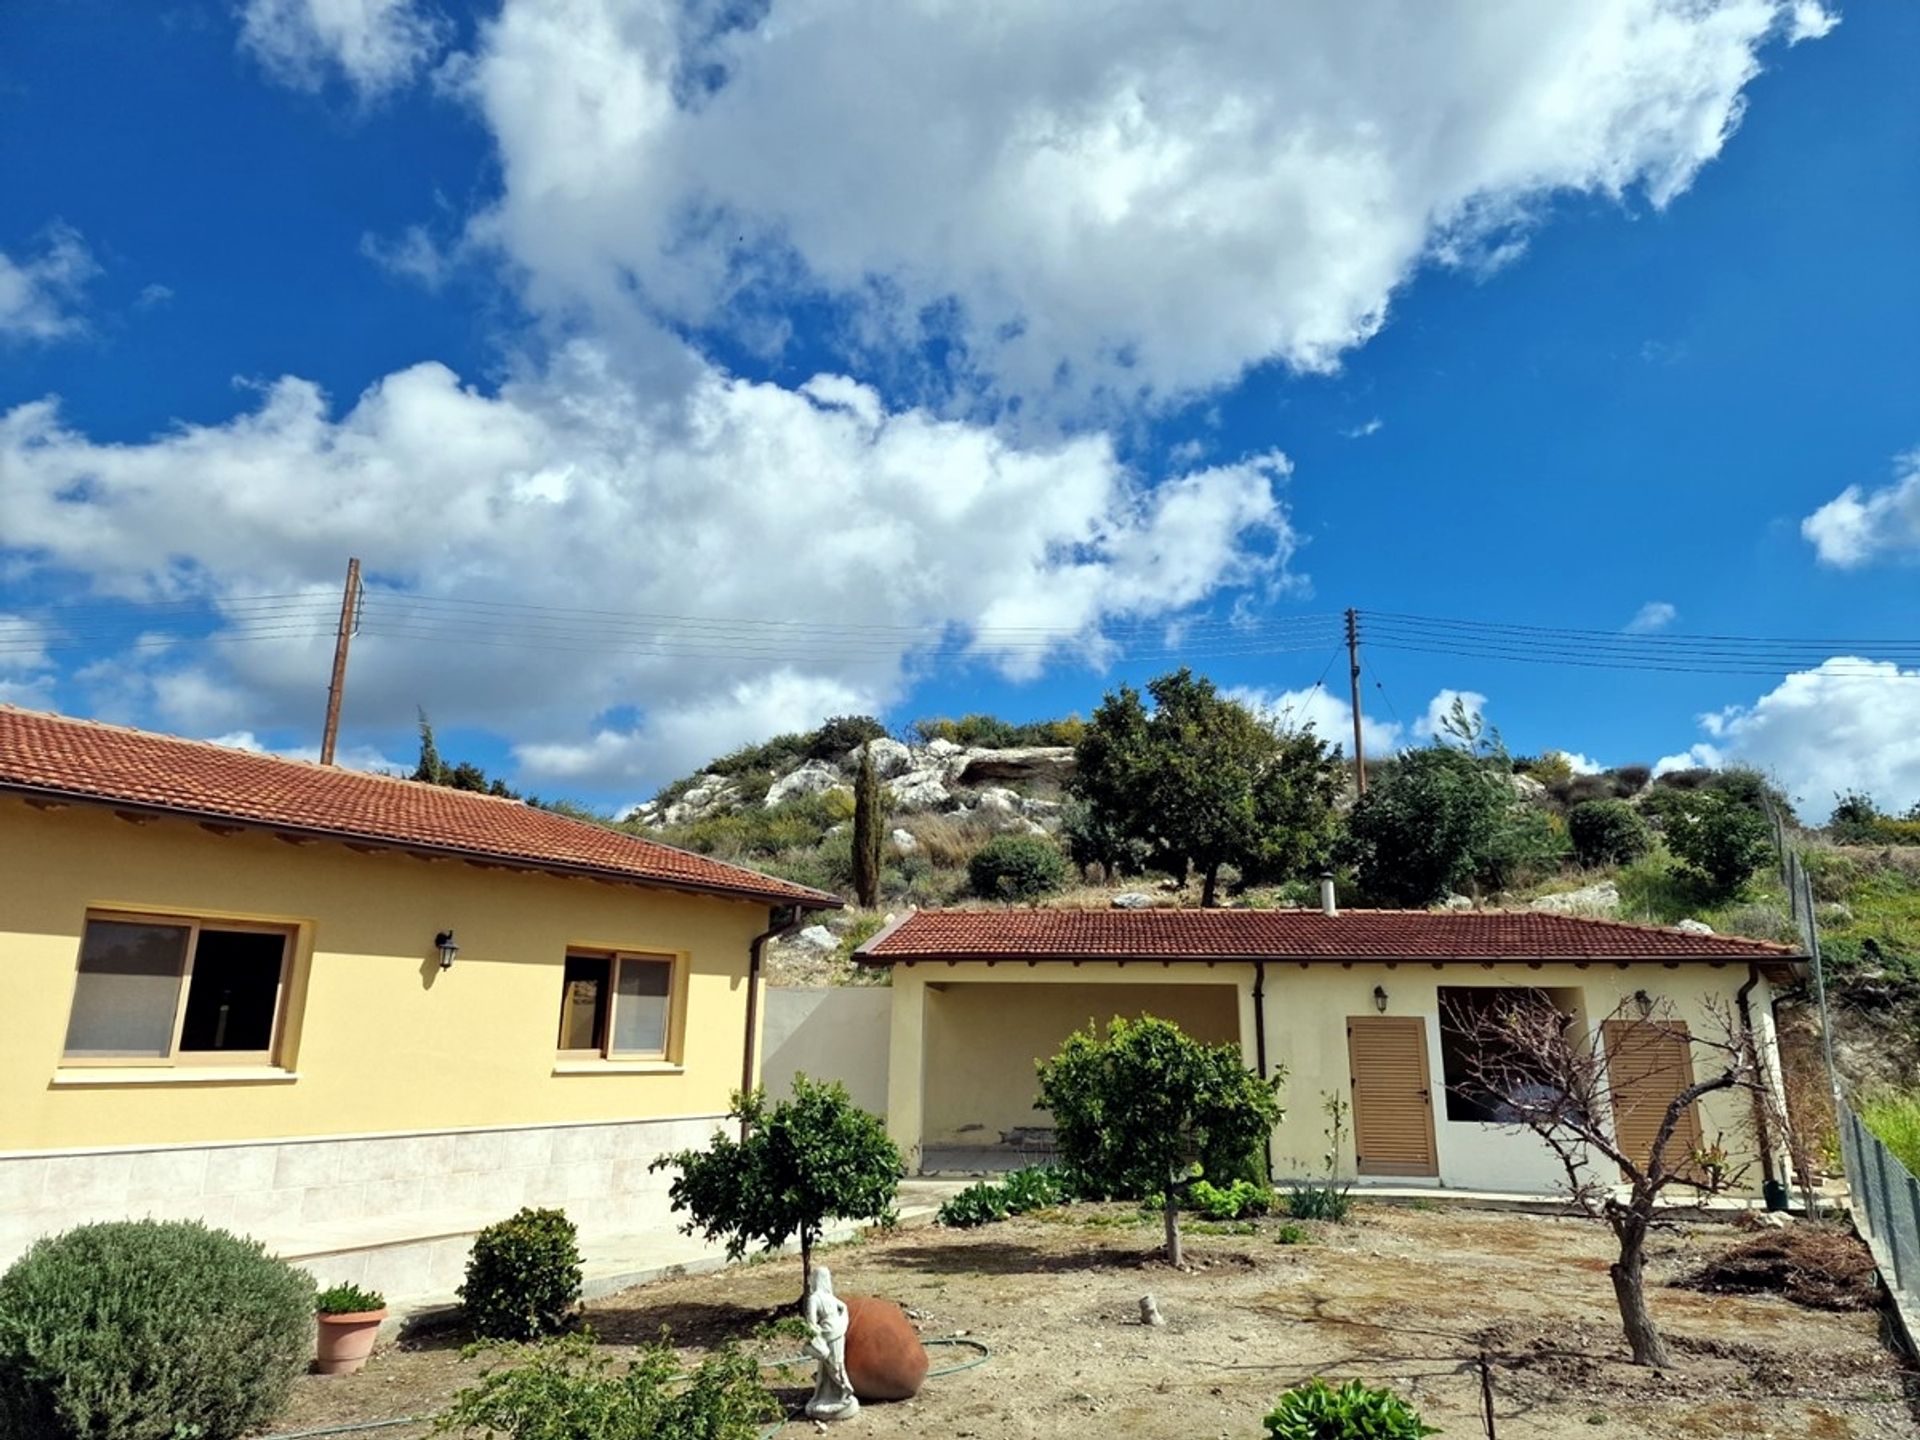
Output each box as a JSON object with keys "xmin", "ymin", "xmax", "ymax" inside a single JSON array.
[
  {"xmin": 1905, "ymin": 1173, "xmax": 1920, "ymax": 1308},
  {"xmin": 1874, "ymin": 1136, "xmax": 1909, "ymax": 1292}
]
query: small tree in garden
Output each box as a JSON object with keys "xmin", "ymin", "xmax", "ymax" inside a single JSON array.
[
  {"xmin": 1442, "ymin": 991, "xmax": 1774, "ymax": 1367},
  {"xmin": 1662, "ymin": 788, "xmax": 1774, "ymax": 897},
  {"xmin": 1567, "ymin": 798, "xmax": 1653, "ymax": 869},
  {"xmin": 651, "ymin": 1076, "xmax": 901, "ymax": 1301},
  {"xmin": 1037, "ymin": 1016, "xmax": 1284, "ymax": 1266},
  {"xmin": 851, "ymin": 743, "xmax": 884, "ymax": 908}
]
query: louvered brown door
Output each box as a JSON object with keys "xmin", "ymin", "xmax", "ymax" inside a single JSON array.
[
  {"xmin": 1347, "ymin": 1017, "xmax": 1438, "ymax": 1177},
  {"xmin": 1602, "ymin": 1020, "xmax": 1703, "ymax": 1174}
]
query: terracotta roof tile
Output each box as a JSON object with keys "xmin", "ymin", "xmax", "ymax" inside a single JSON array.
[
  {"xmin": 0, "ymin": 706, "xmax": 838, "ymax": 909},
  {"xmin": 859, "ymin": 907, "xmax": 1799, "ymax": 963}
]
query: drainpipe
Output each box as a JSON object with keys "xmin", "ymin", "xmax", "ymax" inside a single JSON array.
[
  {"xmin": 1736, "ymin": 962, "xmax": 1785, "ymax": 1206},
  {"xmin": 1254, "ymin": 959, "xmax": 1273, "ymax": 1182},
  {"xmin": 742, "ymin": 904, "xmax": 804, "ymax": 1138}
]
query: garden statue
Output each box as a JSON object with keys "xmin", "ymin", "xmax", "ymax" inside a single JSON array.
[{"xmin": 803, "ymin": 1266, "xmax": 860, "ymax": 1422}]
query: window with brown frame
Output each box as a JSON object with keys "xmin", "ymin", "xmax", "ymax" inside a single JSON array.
[
  {"xmin": 556, "ymin": 952, "xmax": 675, "ymax": 1060},
  {"xmin": 62, "ymin": 913, "xmax": 295, "ymax": 1066}
]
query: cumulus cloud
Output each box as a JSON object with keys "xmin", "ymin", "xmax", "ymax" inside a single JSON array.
[
  {"xmin": 1802, "ymin": 449, "xmax": 1920, "ymax": 568},
  {"xmin": 453, "ymin": 0, "xmax": 1820, "ymax": 413},
  {"xmin": 1228, "ymin": 684, "xmax": 1403, "ymax": 758},
  {"xmin": 1626, "ymin": 600, "xmax": 1678, "ymax": 632},
  {"xmin": 239, "ymin": 0, "xmax": 451, "ymax": 96},
  {"xmin": 1, "ymin": 341, "xmax": 1294, "ymax": 788},
  {"xmin": 1415, "ymin": 688, "xmax": 1489, "ymax": 743},
  {"xmin": 0, "ymin": 225, "xmax": 97, "ymax": 341},
  {"xmin": 209, "ymin": 729, "xmax": 405, "ymax": 774},
  {"xmin": 1658, "ymin": 658, "xmax": 1920, "ymax": 820}
]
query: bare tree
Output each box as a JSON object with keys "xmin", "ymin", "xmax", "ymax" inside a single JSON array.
[{"xmin": 1441, "ymin": 990, "xmax": 1776, "ymax": 1367}]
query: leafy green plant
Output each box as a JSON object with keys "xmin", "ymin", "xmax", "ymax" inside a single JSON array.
[
  {"xmin": 316, "ymin": 1282, "xmax": 386, "ymax": 1315},
  {"xmin": 937, "ymin": 1182, "xmax": 1013, "ymax": 1229},
  {"xmin": 1274, "ymin": 1222, "xmax": 1311, "ymax": 1246},
  {"xmin": 1038, "ymin": 1015, "xmax": 1285, "ymax": 1265},
  {"xmin": 1567, "ymin": 799, "xmax": 1653, "ymax": 869},
  {"xmin": 936, "ymin": 1166, "xmax": 1072, "ymax": 1228},
  {"xmin": 1662, "ymin": 789, "xmax": 1774, "ymax": 897},
  {"xmin": 1263, "ymin": 1378, "xmax": 1439, "ymax": 1439},
  {"xmin": 1284, "ymin": 1093, "xmax": 1356, "ymax": 1223},
  {"xmin": 1342, "ymin": 744, "xmax": 1515, "ymax": 906},
  {"xmin": 460, "ymin": 1208, "xmax": 583, "ymax": 1342},
  {"xmin": 967, "ymin": 834, "xmax": 1069, "ymax": 900},
  {"xmin": 431, "ymin": 1333, "xmax": 779, "ymax": 1440},
  {"xmin": 0, "ymin": 1218, "xmax": 314, "ymax": 1440},
  {"xmin": 1859, "ymin": 1089, "xmax": 1920, "ymax": 1174},
  {"xmin": 1188, "ymin": 1178, "xmax": 1274, "ymax": 1220},
  {"xmin": 652, "ymin": 1076, "xmax": 901, "ymax": 1298}
]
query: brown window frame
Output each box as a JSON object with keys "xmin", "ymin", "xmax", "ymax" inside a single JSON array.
[
  {"xmin": 61, "ymin": 910, "xmax": 297, "ymax": 1069},
  {"xmin": 555, "ymin": 950, "xmax": 679, "ymax": 1062}
]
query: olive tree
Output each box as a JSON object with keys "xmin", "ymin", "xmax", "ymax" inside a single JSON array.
[
  {"xmin": 651, "ymin": 1076, "xmax": 901, "ymax": 1301},
  {"xmin": 1037, "ymin": 1016, "xmax": 1284, "ymax": 1266}
]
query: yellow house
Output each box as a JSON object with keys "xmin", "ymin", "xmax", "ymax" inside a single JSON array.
[
  {"xmin": 857, "ymin": 902, "xmax": 1804, "ymax": 1198},
  {"xmin": 0, "ymin": 706, "xmax": 837, "ymax": 1300}
]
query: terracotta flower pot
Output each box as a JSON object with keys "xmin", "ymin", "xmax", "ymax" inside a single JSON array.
[{"xmin": 314, "ymin": 1308, "xmax": 387, "ymax": 1375}]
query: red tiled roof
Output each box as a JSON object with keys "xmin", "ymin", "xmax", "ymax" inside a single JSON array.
[
  {"xmin": 859, "ymin": 907, "xmax": 1799, "ymax": 963},
  {"xmin": 0, "ymin": 707, "xmax": 838, "ymax": 909}
]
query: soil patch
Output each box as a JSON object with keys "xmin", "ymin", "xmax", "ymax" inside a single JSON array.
[{"xmin": 264, "ymin": 1206, "xmax": 1919, "ymax": 1440}]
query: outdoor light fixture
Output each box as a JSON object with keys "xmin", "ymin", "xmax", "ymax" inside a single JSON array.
[
  {"xmin": 435, "ymin": 930, "xmax": 459, "ymax": 970},
  {"xmin": 1633, "ymin": 988, "xmax": 1653, "ymax": 1018},
  {"xmin": 1373, "ymin": 985, "xmax": 1388, "ymax": 1014}
]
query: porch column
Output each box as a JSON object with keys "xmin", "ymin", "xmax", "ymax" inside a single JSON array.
[{"xmin": 886, "ymin": 969, "xmax": 927, "ymax": 1173}]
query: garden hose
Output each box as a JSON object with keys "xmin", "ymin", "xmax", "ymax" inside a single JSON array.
[{"xmin": 255, "ymin": 1336, "xmax": 994, "ymax": 1440}]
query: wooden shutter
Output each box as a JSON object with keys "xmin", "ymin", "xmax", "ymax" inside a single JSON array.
[
  {"xmin": 1347, "ymin": 1017, "xmax": 1438, "ymax": 1177},
  {"xmin": 1602, "ymin": 1019, "xmax": 1703, "ymax": 1175}
]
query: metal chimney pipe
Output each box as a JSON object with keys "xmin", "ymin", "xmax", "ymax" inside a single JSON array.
[{"xmin": 1319, "ymin": 872, "xmax": 1338, "ymax": 918}]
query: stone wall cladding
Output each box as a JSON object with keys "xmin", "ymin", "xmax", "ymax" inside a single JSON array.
[{"xmin": 0, "ymin": 1114, "xmax": 723, "ymax": 1300}]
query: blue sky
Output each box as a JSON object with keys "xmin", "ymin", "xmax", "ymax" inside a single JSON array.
[{"xmin": 2, "ymin": 1, "xmax": 1917, "ymax": 818}]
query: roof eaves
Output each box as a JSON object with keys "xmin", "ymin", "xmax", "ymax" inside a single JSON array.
[{"xmin": 1, "ymin": 781, "xmax": 842, "ymax": 910}]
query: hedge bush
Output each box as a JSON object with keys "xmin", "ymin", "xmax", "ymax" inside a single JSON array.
[
  {"xmin": 967, "ymin": 834, "xmax": 1068, "ymax": 900},
  {"xmin": 460, "ymin": 1208, "xmax": 583, "ymax": 1341},
  {"xmin": 1567, "ymin": 799, "xmax": 1653, "ymax": 868},
  {"xmin": 0, "ymin": 1219, "xmax": 314, "ymax": 1440},
  {"xmin": 1264, "ymin": 1378, "xmax": 1438, "ymax": 1439}
]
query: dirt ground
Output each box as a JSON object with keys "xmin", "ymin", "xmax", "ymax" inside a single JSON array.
[{"xmin": 269, "ymin": 1205, "xmax": 1919, "ymax": 1440}]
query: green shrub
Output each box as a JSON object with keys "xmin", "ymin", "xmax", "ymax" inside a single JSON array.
[
  {"xmin": 1567, "ymin": 799, "xmax": 1653, "ymax": 868},
  {"xmin": 431, "ymin": 1333, "xmax": 778, "ymax": 1440},
  {"xmin": 936, "ymin": 1166, "xmax": 1072, "ymax": 1228},
  {"xmin": 967, "ymin": 834, "xmax": 1068, "ymax": 900},
  {"xmin": 1189, "ymin": 1178, "xmax": 1274, "ymax": 1220},
  {"xmin": 1284, "ymin": 1184, "xmax": 1355, "ymax": 1223},
  {"xmin": 1274, "ymin": 1222, "xmax": 1311, "ymax": 1246},
  {"xmin": 805, "ymin": 715, "xmax": 887, "ymax": 761},
  {"xmin": 1663, "ymin": 790, "xmax": 1774, "ymax": 897},
  {"xmin": 0, "ymin": 1218, "xmax": 314, "ymax": 1440},
  {"xmin": 1264, "ymin": 1378, "xmax": 1438, "ymax": 1439},
  {"xmin": 460, "ymin": 1208, "xmax": 583, "ymax": 1341},
  {"xmin": 315, "ymin": 1281, "xmax": 386, "ymax": 1314}
]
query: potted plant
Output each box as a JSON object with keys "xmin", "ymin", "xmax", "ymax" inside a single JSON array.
[{"xmin": 313, "ymin": 1282, "xmax": 387, "ymax": 1375}]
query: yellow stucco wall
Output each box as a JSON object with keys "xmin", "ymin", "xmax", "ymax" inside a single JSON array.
[
  {"xmin": 920, "ymin": 979, "xmax": 1243, "ymax": 1146},
  {"xmin": 886, "ymin": 958, "xmax": 1781, "ymax": 1195},
  {"xmin": 0, "ymin": 798, "xmax": 775, "ymax": 1152}
]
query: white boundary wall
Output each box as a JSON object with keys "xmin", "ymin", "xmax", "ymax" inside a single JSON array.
[{"xmin": 762, "ymin": 987, "xmax": 891, "ymax": 1116}]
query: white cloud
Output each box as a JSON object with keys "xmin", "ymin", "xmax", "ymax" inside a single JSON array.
[
  {"xmin": 1802, "ymin": 449, "xmax": 1920, "ymax": 568},
  {"xmin": 0, "ymin": 613, "xmax": 56, "ymax": 707},
  {"xmin": 0, "ymin": 225, "xmax": 97, "ymax": 341},
  {"xmin": 1553, "ymin": 750, "xmax": 1605, "ymax": 775},
  {"xmin": 1, "ymin": 340, "xmax": 1294, "ymax": 789},
  {"xmin": 1229, "ymin": 684, "xmax": 1403, "ymax": 758},
  {"xmin": 1660, "ymin": 658, "xmax": 1920, "ymax": 820},
  {"xmin": 1786, "ymin": 2, "xmax": 1840, "ymax": 42},
  {"xmin": 360, "ymin": 225, "xmax": 453, "ymax": 290},
  {"xmin": 455, "ymin": 0, "xmax": 1820, "ymax": 413},
  {"xmin": 1415, "ymin": 688, "xmax": 1489, "ymax": 744},
  {"xmin": 1626, "ymin": 600, "xmax": 1678, "ymax": 632},
  {"xmin": 239, "ymin": 0, "xmax": 451, "ymax": 97},
  {"xmin": 1342, "ymin": 418, "xmax": 1385, "ymax": 440},
  {"xmin": 209, "ymin": 729, "xmax": 405, "ymax": 774}
]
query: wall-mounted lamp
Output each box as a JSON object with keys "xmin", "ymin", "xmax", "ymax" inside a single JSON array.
[
  {"xmin": 1373, "ymin": 984, "xmax": 1389, "ymax": 1014},
  {"xmin": 1633, "ymin": 988, "xmax": 1653, "ymax": 1019},
  {"xmin": 435, "ymin": 930, "xmax": 460, "ymax": 970}
]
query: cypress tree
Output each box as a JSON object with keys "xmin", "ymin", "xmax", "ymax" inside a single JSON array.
[{"xmin": 852, "ymin": 742, "xmax": 883, "ymax": 907}]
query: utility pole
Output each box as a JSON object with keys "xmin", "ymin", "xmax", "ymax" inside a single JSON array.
[
  {"xmin": 1345, "ymin": 607, "xmax": 1367, "ymax": 795},
  {"xmin": 320, "ymin": 557, "xmax": 362, "ymax": 767}
]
